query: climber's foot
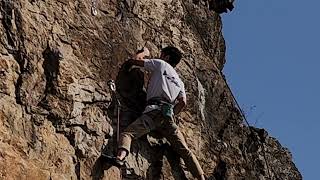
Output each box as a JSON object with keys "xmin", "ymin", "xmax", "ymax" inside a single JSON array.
[
  {"xmin": 101, "ymin": 153, "xmax": 125, "ymax": 167},
  {"xmin": 116, "ymin": 149, "xmax": 127, "ymax": 161}
]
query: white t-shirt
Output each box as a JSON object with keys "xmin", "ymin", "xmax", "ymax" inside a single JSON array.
[{"xmin": 144, "ymin": 59, "xmax": 186, "ymax": 105}]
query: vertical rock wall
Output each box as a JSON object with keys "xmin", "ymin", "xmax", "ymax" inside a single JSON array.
[{"xmin": 0, "ymin": 0, "xmax": 301, "ymax": 180}]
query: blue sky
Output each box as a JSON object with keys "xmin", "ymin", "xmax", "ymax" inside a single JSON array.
[{"xmin": 222, "ymin": 0, "xmax": 319, "ymax": 179}]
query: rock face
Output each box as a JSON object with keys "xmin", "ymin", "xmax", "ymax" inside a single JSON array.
[{"xmin": 0, "ymin": 0, "xmax": 301, "ymax": 180}]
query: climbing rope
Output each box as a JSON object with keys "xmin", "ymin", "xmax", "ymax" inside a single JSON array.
[{"xmin": 180, "ymin": 1, "xmax": 275, "ymax": 179}]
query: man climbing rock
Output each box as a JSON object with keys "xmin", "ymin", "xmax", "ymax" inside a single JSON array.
[{"xmin": 114, "ymin": 46, "xmax": 206, "ymax": 180}]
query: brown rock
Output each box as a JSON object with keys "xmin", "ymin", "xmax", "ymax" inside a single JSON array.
[{"xmin": 0, "ymin": 0, "xmax": 301, "ymax": 180}]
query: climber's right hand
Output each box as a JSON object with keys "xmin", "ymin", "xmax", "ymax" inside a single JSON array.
[{"xmin": 135, "ymin": 47, "xmax": 150, "ymax": 60}]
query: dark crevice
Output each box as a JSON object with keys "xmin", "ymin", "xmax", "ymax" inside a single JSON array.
[
  {"xmin": 79, "ymin": 88, "xmax": 93, "ymax": 94},
  {"xmin": 46, "ymin": 113, "xmax": 77, "ymax": 147},
  {"xmin": 27, "ymin": 122, "xmax": 38, "ymax": 149},
  {"xmin": 47, "ymin": 112, "xmax": 81, "ymax": 180},
  {"xmin": 217, "ymin": 90, "xmax": 226, "ymax": 109},
  {"xmin": 82, "ymin": 100, "xmax": 110, "ymax": 105},
  {"xmin": 217, "ymin": 114, "xmax": 232, "ymax": 140},
  {"xmin": 38, "ymin": 45, "xmax": 62, "ymax": 114},
  {"xmin": 0, "ymin": 91, "xmax": 10, "ymax": 96},
  {"xmin": 64, "ymin": 129, "xmax": 76, "ymax": 147},
  {"xmin": 47, "ymin": 112, "xmax": 63, "ymax": 127},
  {"xmin": 13, "ymin": 48, "xmax": 30, "ymax": 105},
  {"xmin": 75, "ymin": 159, "xmax": 81, "ymax": 180},
  {"xmin": 46, "ymin": 112, "xmax": 81, "ymax": 180},
  {"xmin": 213, "ymin": 160, "xmax": 227, "ymax": 180},
  {"xmin": 42, "ymin": 45, "xmax": 62, "ymax": 95},
  {"xmin": 1, "ymin": 1, "xmax": 28, "ymax": 105},
  {"xmin": 239, "ymin": 143, "xmax": 247, "ymax": 163},
  {"xmin": 28, "ymin": 0, "xmax": 38, "ymax": 4},
  {"xmin": 46, "ymin": 111, "xmax": 98, "ymax": 180},
  {"xmin": 46, "ymin": 113, "xmax": 77, "ymax": 148},
  {"xmin": 1, "ymin": 0, "xmax": 15, "ymax": 47}
]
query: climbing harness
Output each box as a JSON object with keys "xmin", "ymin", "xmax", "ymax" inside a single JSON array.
[
  {"xmin": 91, "ymin": 0, "xmax": 98, "ymax": 16},
  {"xmin": 147, "ymin": 98, "xmax": 174, "ymax": 118},
  {"xmin": 107, "ymin": 80, "xmax": 121, "ymax": 144},
  {"xmin": 180, "ymin": 1, "xmax": 275, "ymax": 179}
]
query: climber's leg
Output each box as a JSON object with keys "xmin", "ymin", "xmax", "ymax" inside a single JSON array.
[
  {"xmin": 159, "ymin": 117, "xmax": 205, "ymax": 179},
  {"xmin": 117, "ymin": 110, "xmax": 162, "ymax": 160}
]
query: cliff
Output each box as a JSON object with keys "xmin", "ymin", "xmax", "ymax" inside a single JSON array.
[{"xmin": 0, "ymin": 0, "xmax": 301, "ymax": 179}]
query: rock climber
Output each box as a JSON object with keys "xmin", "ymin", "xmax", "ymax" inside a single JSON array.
[{"xmin": 111, "ymin": 46, "xmax": 206, "ymax": 180}]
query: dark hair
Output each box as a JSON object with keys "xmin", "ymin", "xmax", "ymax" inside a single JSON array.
[{"xmin": 161, "ymin": 46, "xmax": 182, "ymax": 67}]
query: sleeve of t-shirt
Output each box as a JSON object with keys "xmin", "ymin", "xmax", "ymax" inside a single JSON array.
[{"xmin": 144, "ymin": 59, "xmax": 162, "ymax": 72}]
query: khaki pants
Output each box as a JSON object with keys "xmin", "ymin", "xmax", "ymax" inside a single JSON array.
[{"xmin": 118, "ymin": 110, "xmax": 204, "ymax": 178}]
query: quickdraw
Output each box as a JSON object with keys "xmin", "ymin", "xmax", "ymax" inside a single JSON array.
[
  {"xmin": 107, "ymin": 80, "xmax": 121, "ymax": 144},
  {"xmin": 91, "ymin": 0, "xmax": 98, "ymax": 16}
]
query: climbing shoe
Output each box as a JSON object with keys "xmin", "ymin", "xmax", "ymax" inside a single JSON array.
[{"xmin": 100, "ymin": 153, "xmax": 125, "ymax": 167}]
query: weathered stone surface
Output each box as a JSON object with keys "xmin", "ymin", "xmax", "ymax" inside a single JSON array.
[{"xmin": 0, "ymin": 0, "xmax": 301, "ymax": 180}]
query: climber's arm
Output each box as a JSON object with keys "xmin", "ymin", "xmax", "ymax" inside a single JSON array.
[
  {"xmin": 174, "ymin": 96, "xmax": 186, "ymax": 115},
  {"xmin": 126, "ymin": 59, "xmax": 145, "ymax": 67},
  {"xmin": 126, "ymin": 47, "xmax": 150, "ymax": 67},
  {"xmin": 174, "ymin": 86, "xmax": 187, "ymax": 115},
  {"xmin": 134, "ymin": 47, "xmax": 150, "ymax": 60}
]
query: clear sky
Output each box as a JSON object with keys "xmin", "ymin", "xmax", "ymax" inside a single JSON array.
[{"xmin": 222, "ymin": 0, "xmax": 319, "ymax": 179}]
